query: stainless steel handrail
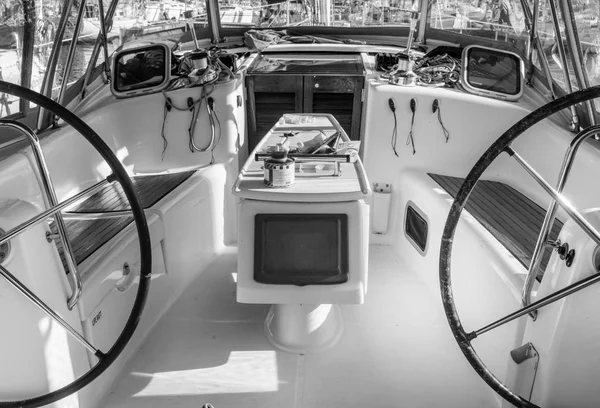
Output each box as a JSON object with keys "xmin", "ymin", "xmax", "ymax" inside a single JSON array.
[
  {"xmin": 0, "ymin": 120, "xmax": 98, "ymax": 310},
  {"xmin": 517, "ymin": 124, "xmax": 600, "ymax": 318}
]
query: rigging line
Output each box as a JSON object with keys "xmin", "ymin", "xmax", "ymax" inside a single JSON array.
[
  {"xmin": 388, "ymin": 98, "xmax": 399, "ymax": 157},
  {"xmin": 188, "ymin": 102, "xmax": 200, "ymax": 152},
  {"xmin": 213, "ymin": 55, "xmax": 235, "ymax": 81},
  {"xmin": 233, "ymin": 116, "xmax": 241, "ymax": 152},
  {"xmin": 209, "ymin": 101, "xmax": 222, "ymax": 164},
  {"xmin": 406, "ymin": 98, "xmax": 417, "ymax": 155},
  {"xmin": 205, "ymin": 96, "xmax": 216, "ymax": 159},
  {"xmin": 161, "ymin": 99, "xmax": 171, "ymax": 160},
  {"xmin": 188, "ymin": 84, "xmax": 216, "ymax": 153},
  {"xmin": 438, "ymin": 108, "xmax": 450, "ymax": 143},
  {"xmin": 433, "ymin": 99, "xmax": 450, "ymax": 143},
  {"xmin": 391, "ymin": 109, "xmax": 399, "ymax": 157}
]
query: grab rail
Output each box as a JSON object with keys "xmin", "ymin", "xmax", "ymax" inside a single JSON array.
[
  {"xmin": 0, "ymin": 120, "xmax": 95, "ymax": 310},
  {"xmin": 521, "ymin": 124, "xmax": 600, "ymax": 319}
]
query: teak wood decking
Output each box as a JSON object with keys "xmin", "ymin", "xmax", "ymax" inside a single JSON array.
[
  {"xmin": 51, "ymin": 171, "xmax": 194, "ymax": 271},
  {"xmin": 430, "ymin": 174, "xmax": 563, "ymax": 279}
]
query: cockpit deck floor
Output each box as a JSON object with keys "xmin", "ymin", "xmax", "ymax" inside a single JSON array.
[
  {"xmin": 104, "ymin": 245, "xmax": 498, "ymax": 408},
  {"xmin": 429, "ymin": 174, "xmax": 563, "ymax": 279}
]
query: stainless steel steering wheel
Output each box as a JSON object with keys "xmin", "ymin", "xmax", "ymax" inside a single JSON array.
[
  {"xmin": 0, "ymin": 81, "xmax": 152, "ymax": 408},
  {"xmin": 440, "ymin": 84, "xmax": 600, "ymax": 408}
]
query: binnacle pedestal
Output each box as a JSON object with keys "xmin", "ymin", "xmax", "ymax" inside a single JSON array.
[
  {"xmin": 233, "ymin": 113, "xmax": 371, "ymax": 354},
  {"xmin": 264, "ymin": 304, "xmax": 344, "ymax": 354}
]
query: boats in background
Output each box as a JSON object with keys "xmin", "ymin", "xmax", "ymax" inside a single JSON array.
[{"xmin": 220, "ymin": 0, "xmax": 310, "ymax": 27}]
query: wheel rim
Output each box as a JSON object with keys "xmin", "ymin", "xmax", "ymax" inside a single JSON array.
[
  {"xmin": 0, "ymin": 81, "xmax": 152, "ymax": 408},
  {"xmin": 439, "ymin": 84, "xmax": 600, "ymax": 408}
]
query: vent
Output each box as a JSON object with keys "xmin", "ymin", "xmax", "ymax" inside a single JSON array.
[{"xmin": 405, "ymin": 202, "xmax": 428, "ymax": 255}]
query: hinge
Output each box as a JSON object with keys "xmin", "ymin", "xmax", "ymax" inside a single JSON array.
[{"xmin": 361, "ymin": 88, "xmax": 364, "ymax": 102}]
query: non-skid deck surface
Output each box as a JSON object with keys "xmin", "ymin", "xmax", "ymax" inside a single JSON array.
[
  {"xmin": 429, "ymin": 174, "xmax": 563, "ymax": 278},
  {"xmin": 105, "ymin": 246, "xmax": 497, "ymax": 408},
  {"xmin": 52, "ymin": 171, "xmax": 194, "ymax": 268}
]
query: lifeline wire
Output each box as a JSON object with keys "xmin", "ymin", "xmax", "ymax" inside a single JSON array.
[{"xmin": 406, "ymin": 98, "xmax": 417, "ymax": 155}]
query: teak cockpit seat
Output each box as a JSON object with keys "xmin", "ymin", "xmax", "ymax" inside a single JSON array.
[
  {"xmin": 51, "ymin": 171, "xmax": 195, "ymax": 271},
  {"xmin": 429, "ymin": 174, "xmax": 563, "ymax": 280}
]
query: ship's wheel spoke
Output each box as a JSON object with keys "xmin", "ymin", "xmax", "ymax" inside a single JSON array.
[
  {"xmin": 506, "ymin": 146, "xmax": 600, "ymax": 246},
  {"xmin": 467, "ymin": 269, "xmax": 600, "ymax": 340},
  {"xmin": 0, "ymin": 264, "xmax": 103, "ymax": 358}
]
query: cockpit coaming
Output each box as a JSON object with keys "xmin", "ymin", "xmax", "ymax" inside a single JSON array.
[{"xmin": 0, "ymin": 0, "xmax": 600, "ymax": 407}]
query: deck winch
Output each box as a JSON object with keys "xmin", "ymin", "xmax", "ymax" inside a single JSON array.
[
  {"xmin": 263, "ymin": 133, "xmax": 296, "ymax": 188},
  {"xmin": 263, "ymin": 150, "xmax": 295, "ymax": 188}
]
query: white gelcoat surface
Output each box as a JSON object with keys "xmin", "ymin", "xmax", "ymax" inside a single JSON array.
[
  {"xmin": 72, "ymin": 78, "xmax": 245, "ymax": 174},
  {"xmin": 104, "ymin": 246, "xmax": 499, "ymax": 408},
  {"xmin": 361, "ymin": 82, "xmax": 532, "ymax": 247}
]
